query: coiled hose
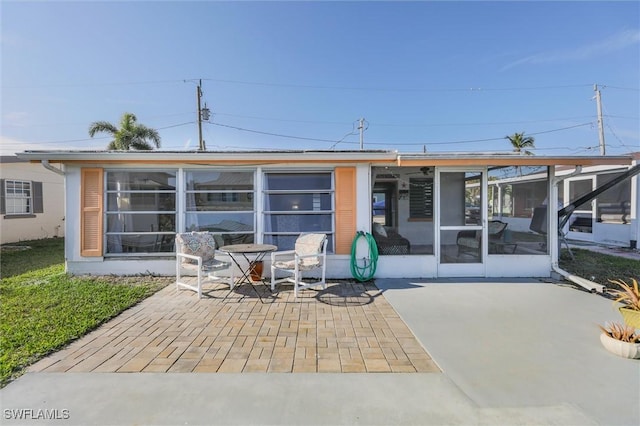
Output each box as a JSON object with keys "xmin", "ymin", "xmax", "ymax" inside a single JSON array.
[{"xmin": 350, "ymin": 231, "xmax": 378, "ymax": 282}]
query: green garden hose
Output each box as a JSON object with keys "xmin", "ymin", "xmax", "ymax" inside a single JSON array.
[{"xmin": 350, "ymin": 231, "xmax": 378, "ymax": 282}]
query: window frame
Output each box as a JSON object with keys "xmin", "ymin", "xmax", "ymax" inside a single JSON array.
[
  {"xmin": 103, "ymin": 169, "xmax": 178, "ymax": 257},
  {"xmin": 183, "ymin": 169, "xmax": 256, "ymax": 245},
  {"xmin": 4, "ymin": 179, "xmax": 33, "ymax": 216},
  {"xmin": 262, "ymin": 170, "xmax": 335, "ymax": 252}
]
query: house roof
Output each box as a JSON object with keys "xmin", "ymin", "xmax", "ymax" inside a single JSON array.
[
  {"xmin": 0, "ymin": 155, "xmax": 27, "ymax": 164},
  {"xmin": 397, "ymin": 152, "xmax": 634, "ymax": 167},
  {"xmin": 17, "ymin": 149, "xmax": 398, "ymax": 164},
  {"xmin": 16, "ymin": 149, "xmax": 634, "ymax": 167}
]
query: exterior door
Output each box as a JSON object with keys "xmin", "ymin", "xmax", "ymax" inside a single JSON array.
[
  {"xmin": 372, "ymin": 182, "xmax": 397, "ymax": 228},
  {"xmin": 437, "ymin": 169, "xmax": 486, "ymax": 277}
]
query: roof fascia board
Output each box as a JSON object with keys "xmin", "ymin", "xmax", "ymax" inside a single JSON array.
[
  {"xmin": 17, "ymin": 150, "xmax": 397, "ymax": 164},
  {"xmin": 397, "ymin": 155, "xmax": 632, "ymax": 167},
  {"xmin": 17, "ymin": 151, "xmax": 633, "ymax": 168}
]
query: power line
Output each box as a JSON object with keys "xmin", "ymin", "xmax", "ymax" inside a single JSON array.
[
  {"xmin": 604, "ymin": 114, "xmax": 640, "ymax": 120},
  {"xmin": 200, "ymin": 78, "xmax": 594, "ymax": 93},
  {"xmin": 208, "ymin": 120, "xmax": 594, "ymax": 147},
  {"xmin": 209, "ymin": 122, "xmax": 352, "ymax": 144},
  {"xmin": 7, "ymin": 122, "xmax": 195, "ymax": 145},
  {"xmin": 4, "ymin": 77, "xmax": 615, "ymax": 93},
  {"xmin": 1, "ymin": 79, "xmax": 186, "ymax": 89},
  {"xmin": 363, "ymin": 123, "xmax": 594, "ymax": 146},
  {"xmin": 601, "ymin": 85, "xmax": 640, "ymax": 91},
  {"xmin": 213, "ymin": 112, "xmax": 353, "ymax": 126},
  {"xmin": 2, "ymin": 113, "xmax": 196, "ymax": 128},
  {"xmin": 214, "ymin": 111, "xmax": 598, "ymax": 128},
  {"xmin": 373, "ymin": 116, "xmax": 596, "ymax": 128}
]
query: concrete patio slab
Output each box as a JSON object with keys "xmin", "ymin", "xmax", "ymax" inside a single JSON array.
[
  {"xmin": 0, "ymin": 372, "xmax": 596, "ymax": 425},
  {"xmin": 376, "ymin": 278, "xmax": 640, "ymax": 426}
]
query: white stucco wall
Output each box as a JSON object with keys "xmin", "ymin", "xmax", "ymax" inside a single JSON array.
[{"xmin": 0, "ymin": 159, "xmax": 65, "ymax": 244}]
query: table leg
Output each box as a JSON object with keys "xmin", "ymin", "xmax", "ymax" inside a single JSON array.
[{"xmin": 227, "ymin": 252, "xmax": 270, "ymax": 303}]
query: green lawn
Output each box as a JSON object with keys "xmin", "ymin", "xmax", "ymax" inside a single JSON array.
[
  {"xmin": 559, "ymin": 248, "xmax": 640, "ymax": 286},
  {"xmin": 0, "ymin": 239, "xmax": 172, "ymax": 387},
  {"xmin": 1, "ymin": 237, "xmax": 64, "ymax": 278}
]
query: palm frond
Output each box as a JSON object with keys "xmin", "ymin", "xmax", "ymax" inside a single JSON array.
[
  {"xmin": 88, "ymin": 112, "xmax": 161, "ymax": 150},
  {"xmin": 88, "ymin": 121, "xmax": 118, "ymax": 137}
]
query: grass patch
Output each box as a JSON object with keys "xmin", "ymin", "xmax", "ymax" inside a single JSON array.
[
  {"xmin": 559, "ymin": 248, "xmax": 640, "ymax": 286},
  {"xmin": 1, "ymin": 238, "xmax": 64, "ymax": 278},
  {"xmin": 0, "ymin": 238, "xmax": 172, "ymax": 387},
  {"xmin": 510, "ymin": 231, "xmax": 546, "ymax": 243}
]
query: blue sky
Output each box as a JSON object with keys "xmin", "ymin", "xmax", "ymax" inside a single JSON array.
[{"xmin": 1, "ymin": 1, "xmax": 638, "ymax": 156}]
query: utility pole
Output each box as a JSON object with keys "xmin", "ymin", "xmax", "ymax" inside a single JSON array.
[
  {"xmin": 594, "ymin": 84, "xmax": 606, "ymax": 155},
  {"xmin": 358, "ymin": 118, "xmax": 365, "ymax": 150},
  {"xmin": 197, "ymin": 79, "xmax": 210, "ymax": 151}
]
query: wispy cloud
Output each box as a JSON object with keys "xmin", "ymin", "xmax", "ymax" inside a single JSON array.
[
  {"xmin": 0, "ymin": 136, "xmax": 50, "ymax": 156},
  {"xmin": 0, "ymin": 136, "xmax": 105, "ymax": 156},
  {"xmin": 502, "ymin": 29, "xmax": 640, "ymax": 71},
  {"xmin": 0, "ymin": 33, "xmax": 26, "ymax": 49},
  {"xmin": 3, "ymin": 112, "xmax": 29, "ymax": 127}
]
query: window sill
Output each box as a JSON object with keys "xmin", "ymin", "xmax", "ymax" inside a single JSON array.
[{"xmin": 3, "ymin": 214, "xmax": 36, "ymax": 219}]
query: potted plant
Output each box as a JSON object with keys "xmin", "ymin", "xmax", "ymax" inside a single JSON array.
[
  {"xmin": 598, "ymin": 322, "xmax": 640, "ymax": 359},
  {"xmin": 608, "ymin": 278, "xmax": 640, "ymax": 329}
]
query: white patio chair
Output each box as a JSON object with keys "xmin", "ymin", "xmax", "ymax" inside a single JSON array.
[
  {"xmin": 175, "ymin": 231, "xmax": 234, "ymax": 298},
  {"xmin": 270, "ymin": 233, "xmax": 328, "ymax": 299}
]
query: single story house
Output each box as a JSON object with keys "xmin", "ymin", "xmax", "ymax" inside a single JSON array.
[
  {"xmin": 1, "ymin": 155, "xmax": 65, "ymax": 244},
  {"xmin": 17, "ymin": 150, "xmax": 637, "ymax": 279}
]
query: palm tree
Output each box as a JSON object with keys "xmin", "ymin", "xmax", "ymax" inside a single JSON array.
[
  {"xmin": 88, "ymin": 112, "xmax": 161, "ymax": 150},
  {"xmin": 505, "ymin": 132, "xmax": 535, "ymax": 155}
]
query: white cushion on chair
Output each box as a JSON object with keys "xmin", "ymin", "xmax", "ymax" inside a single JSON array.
[
  {"xmin": 273, "ymin": 259, "xmax": 319, "ymax": 271},
  {"xmin": 176, "ymin": 232, "xmax": 217, "ymax": 265},
  {"xmin": 273, "ymin": 260, "xmax": 297, "ymax": 270},
  {"xmin": 457, "ymin": 237, "xmax": 480, "ymax": 249},
  {"xmin": 295, "ymin": 233, "xmax": 326, "ymax": 267},
  {"xmin": 180, "ymin": 259, "xmax": 231, "ymax": 272}
]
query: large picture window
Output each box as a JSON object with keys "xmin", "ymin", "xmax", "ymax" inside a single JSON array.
[
  {"xmin": 184, "ymin": 170, "xmax": 255, "ymax": 245},
  {"xmin": 371, "ymin": 166, "xmax": 435, "ymax": 256},
  {"xmin": 105, "ymin": 171, "xmax": 177, "ymax": 255},
  {"xmin": 263, "ymin": 172, "xmax": 334, "ymax": 251},
  {"xmin": 487, "ymin": 166, "xmax": 549, "ymax": 255}
]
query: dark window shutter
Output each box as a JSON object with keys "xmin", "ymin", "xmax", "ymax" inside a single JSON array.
[
  {"xmin": 33, "ymin": 181, "xmax": 44, "ymax": 213},
  {"xmin": 0, "ymin": 179, "xmax": 5, "ymax": 214}
]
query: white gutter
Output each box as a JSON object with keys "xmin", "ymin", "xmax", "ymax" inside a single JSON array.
[
  {"xmin": 549, "ymin": 165, "xmax": 605, "ymax": 293},
  {"xmin": 551, "ymin": 264, "xmax": 605, "ymax": 293},
  {"xmin": 551, "ymin": 165, "xmax": 582, "ymax": 187},
  {"xmin": 41, "ymin": 159, "xmax": 65, "ymax": 176}
]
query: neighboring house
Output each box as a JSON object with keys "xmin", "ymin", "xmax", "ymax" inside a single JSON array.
[
  {"xmin": 0, "ymin": 155, "xmax": 65, "ymax": 244},
  {"xmin": 16, "ymin": 150, "xmax": 636, "ymax": 279}
]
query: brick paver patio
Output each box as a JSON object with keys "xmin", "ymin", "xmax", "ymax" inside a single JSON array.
[{"xmin": 29, "ymin": 280, "xmax": 440, "ymax": 374}]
